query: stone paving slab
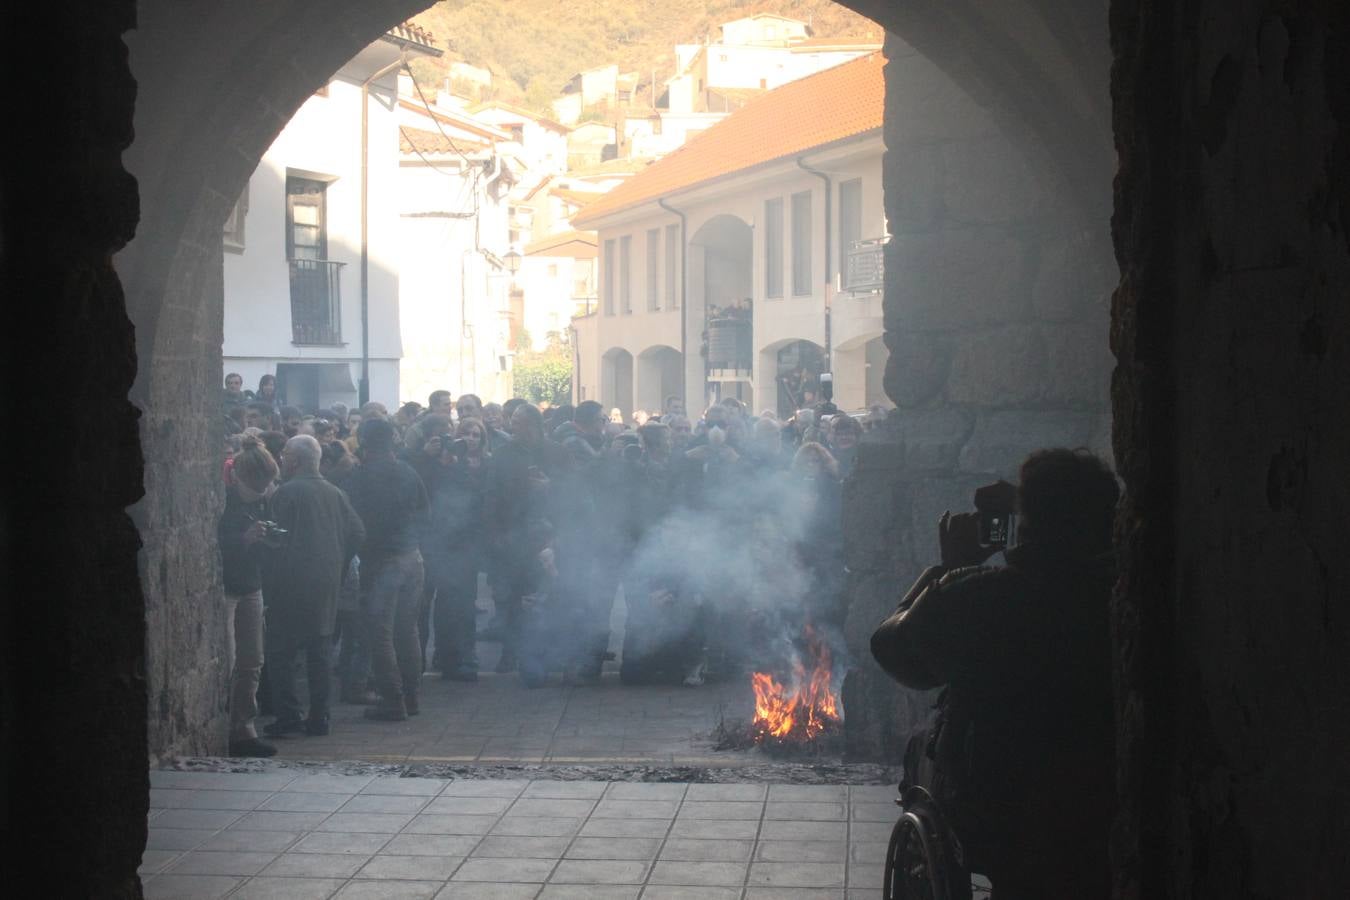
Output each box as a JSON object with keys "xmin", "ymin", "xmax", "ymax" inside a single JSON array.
[{"xmin": 144, "ymin": 770, "xmax": 929, "ymax": 899}]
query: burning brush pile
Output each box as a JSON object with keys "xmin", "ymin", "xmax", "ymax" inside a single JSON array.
[{"xmin": 714, "ymin": 626, "xmax": 845, "ymax": 756}]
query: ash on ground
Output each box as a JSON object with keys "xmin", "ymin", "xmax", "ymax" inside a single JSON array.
[
  {"xmin": 708, "ymin": 715, "xmax": 847, "ymax": 758},
  {"xmin": 165, "ymin": 756, "xmax": 899, "ymax": 785}
]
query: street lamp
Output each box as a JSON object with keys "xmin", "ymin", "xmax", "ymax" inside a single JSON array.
[{"xmin": 504, "ymin": 248, "xmax": 522, "ymax": 275}]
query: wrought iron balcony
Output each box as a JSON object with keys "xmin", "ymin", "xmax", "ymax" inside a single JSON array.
[
  {"xmin": 843, "ymin": 236, "xmax": 887, "ymax": 293},
  {"xmin": 289, "ymin": 258, "xmax": 344, "ymax": 345}
]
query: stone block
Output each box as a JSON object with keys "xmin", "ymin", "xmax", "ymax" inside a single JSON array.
[
  {"xmin": 957, "ymin": 410, "xmax": 1097, "ymax": 476},
  {"xmin": 892, "ymin": 407, "xmax": 976, "ymax": 472},
  {"xmin": 1041, "ymin": 321, "xmax": 1112, "ymax": 408},
  {"xmin": 884, "ymin": 143, "xmax": 944, "ymax": 234},
  {"xmin": 881, "ymin": 331, "xmax": 951, "ymax": 407},
  {"xmin": 1031, "ymin": 231, "xmax": 1115, "ymax": 322},
  {"xmin": 886, "ymin": 231, "xmax": 1029, "ymax": 331},
  {"xmin": 941, "ymin": 137, "xmax": 1044, "ymax": 226},
  {"xmin": 946, "ymin": 326, "xmax": 1048, "ymax": 407},
  {"xmin": 842, "ymin": 469, "xmax": 910, "ymax": 569},
  {"xmin": 883, "ymin": 40, "xmax": 998, "ymax": 144}
]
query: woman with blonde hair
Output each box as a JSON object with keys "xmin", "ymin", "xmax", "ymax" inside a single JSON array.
[{"xmin": 218, "ymin": 436, "xmax": 281, "ymax": 756}]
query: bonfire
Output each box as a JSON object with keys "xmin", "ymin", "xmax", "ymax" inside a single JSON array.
[{"xmin": 750, "ymin": 626, "xmax": 843, "ymax": 746}]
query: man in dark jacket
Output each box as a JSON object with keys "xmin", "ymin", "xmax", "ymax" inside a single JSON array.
[
  {"xmin": 346, "ymin": 418, "xmax": 430, "ymax": 720},
  {"xmin": 485, "ymin": 402, "xmax": 570, "ymax": 676},
  {"xmin": 263, "ymin": 435, "xmax": 365, "ymax": 737},
  {"xmin": 870, "ymin": 449, "xmax": 1119, "ymax": 900}
]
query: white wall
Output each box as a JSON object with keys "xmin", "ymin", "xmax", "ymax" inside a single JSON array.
[
  {"xmin": 223, "ymin": 71, "xmax": 403, "ymax": 409},
  {"xmin": 396, "ymin": 153, "xmax": 515, "ymax": 405}
]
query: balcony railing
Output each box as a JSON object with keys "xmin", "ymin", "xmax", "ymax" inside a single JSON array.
[
  {"xmin": 572, "ymin": 294, "xmax": 599, "ymax": 317},
  {"xmin": 289, "ymin": 258, "xmax": 344, "ymax": 345},
  {"xmin": 843, "ymin": 236, "xmax": 887, "ymax": 293}
]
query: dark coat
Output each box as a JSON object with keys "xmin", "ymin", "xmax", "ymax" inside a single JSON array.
[
  {"xmin": 219, "ymin": 484, "xmax": 267, "ymax": 595},
  {"xmin": 262, "ymin": 473, "xmax": 365, "ymax": 637},
  {"xmin": 870, "ymin": 543, "xmax": 1115, "ymax": 879}
]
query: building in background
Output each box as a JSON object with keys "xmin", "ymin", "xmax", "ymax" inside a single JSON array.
[
  {"xmin": 664, "ymin": 13, "xmax": 880, "ymax": 115},
  {"xmin": 222, "ymin": 26, "xmax": 440, "ymax": 412},
  {"xmin": 572, "ymin": 53, "xmax": 888, "ymax": 419},
  {"xmin": 395, "ymin": 76, "xmax": 518, "ymax": 405}
]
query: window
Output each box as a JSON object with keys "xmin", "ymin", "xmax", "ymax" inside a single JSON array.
[
  {"xmin": 509, "ymin": 125, "xmax": 524, "ymax": 142},
  {"xmin": 765, "ymin": 197, "xmax": 784, "ymax": 298},
  {"xmin": 791, "ymin": 190, "xmax": 812, "ymax": 295},
  {"xmin": 223, "ymin": 183, "xmax": 249, "ymax": 253},
  {"xmin": 646, "ymin": 228, "xmax": 660, "ymax": 311},
  {"xmin": 285, "ymin": 175, "xmax": 341, "ymax": 345},
  {"xmin": 604, "ymin": 239, "xmax": 616, "ymax": 315},
  {"xmin": 839, "ymin": 178, "xmax": 863, "ymax": 280},
  {"xmin": 620, "ymin": 235, "xmax": 633, "ymax": 313},
  {"xmin": 665, "ymin": 224, "xmax": 679, "ymax": 309},
  {"xmin": 286, "ymin": 176, "xmax": 328, "ymax": 260}
]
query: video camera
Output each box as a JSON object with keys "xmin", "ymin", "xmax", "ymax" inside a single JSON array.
[{"xmin": 973, "ymin": 480, "xmax": 1018, "ymax": 549}]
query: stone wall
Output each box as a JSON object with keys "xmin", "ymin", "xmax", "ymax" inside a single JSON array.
[
  {"xmin": 1, "ymin": 3, "xmax": 148, "ymax": 895},
  {"xmin": 842, "ymin": 36, "xmax": 1115, "ymax": 760},
  {"xmin": 120, "ymin": 0, "xmax": 428, "ymax": 759},
  {"xmin": 1110, "ymin": 3, "xmax": 1350, "ymax": 897}
]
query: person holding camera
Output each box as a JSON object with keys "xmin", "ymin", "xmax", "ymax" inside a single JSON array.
[
  {"xmin": 262, "ymin": 435, "xmax": 366, "ymax": 738},
  {"xmin": 870, "ymin": 448, "xmax": 1119, "ymax": 899},
  {"xmin": 423, "ymin": 418, "xmax": 491, "ymax": 681},
  {"xmin": 218, "ymin": 436, "xmax": 281, "ymax": 756}
]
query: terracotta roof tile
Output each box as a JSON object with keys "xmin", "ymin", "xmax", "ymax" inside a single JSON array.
[
  {"xmin": 400, "ymin": 126, "xmax": 489, "ymax": 156},
  {"xmin": 573, "ymin": 53, "xmax": 883, "ymax": 227}
]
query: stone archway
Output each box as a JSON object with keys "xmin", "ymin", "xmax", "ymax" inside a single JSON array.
[
  {"xmin": 27, "ymin": 2, "xmax": 1350, "ymax": 896},
  {"xmin": 634, "ymin": 345, "xmax": 682, "ymax": 417},
  {"xmin": 600, "ymin": 347, "xmax": 635, "ymax": 420},
  {"xmin": 688, "ymin": 214, "xmax": 753, "ymax": 410}
]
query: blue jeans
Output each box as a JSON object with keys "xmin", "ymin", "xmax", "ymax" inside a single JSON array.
[{"xmin": 362, "ymin": 549, "xmax": 424, "ymax": 707}]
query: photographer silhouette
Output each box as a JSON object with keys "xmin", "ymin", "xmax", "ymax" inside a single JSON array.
[{"xmin": 872, "ymin": 449, "xmax": 1120, "ymax": 900}]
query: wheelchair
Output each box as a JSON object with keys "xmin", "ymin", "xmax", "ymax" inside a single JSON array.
[{"xmin": 883, "ymin": 732, "xmax": 980, "ymax": 900}]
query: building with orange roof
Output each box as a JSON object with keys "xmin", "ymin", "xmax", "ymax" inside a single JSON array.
[{"xmin": 570, "ymin": 53, "xmax": 889, "ymax": 419}]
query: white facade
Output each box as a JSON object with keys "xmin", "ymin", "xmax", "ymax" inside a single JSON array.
[
  {"xmin": 467, "ymin": 103, "xmax": 570, "ymax": 178},
  {"xmin": 663, "ymin": 15, "xmax": 879, "ymax": 115},
  {"xmin": 718, "ymin": 14, "xmax": 813, "ymax": 46},
  {"xmin": 574, "ymin": 135, "xmax": 888, "ymax": 419},
  {"xmin": 223, "ymin": 39, "xmax": 421, "ymax": 412},
  {"xmin": 395, "ymin": 97, "xmax": 517, "ymax": 405}
]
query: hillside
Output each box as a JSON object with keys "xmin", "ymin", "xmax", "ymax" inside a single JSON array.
[{"xmin": 409, "ymin": 0, "xmax": 881, "ymax": 110}]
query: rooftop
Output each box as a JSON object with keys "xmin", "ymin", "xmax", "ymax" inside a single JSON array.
[
  {"xmin": 573, "ymin": 52, "xmax": 883, "ymax": 227},
  {"xmin": 467, "ymin": 100, "xmax": 572, "ymax": 134},
  {"xmin": 399, "ymin": 126, "xmax": 489, "ymax": 157},
  {"xmin": 524, "ymin": 229, "xmax": 598, "ymax": 258}
]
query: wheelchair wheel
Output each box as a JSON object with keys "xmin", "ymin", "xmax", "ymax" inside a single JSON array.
[
  {"xmin": 884, "ymin": 809, "xmax": 942, "ymax": 900},
  {"xmin": 884, "ymin": 788, "xmax": 972, "ymax": 900}
]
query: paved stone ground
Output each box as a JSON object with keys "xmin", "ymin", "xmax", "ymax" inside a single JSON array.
[
  {"xmin": 269, "ymin": 668, "xmax": 756, "ymax": 767},
  {"xmin": 143, "ymin": 770, "xmax": 901, "ymax": 899},
  {"xmin": 269, "ymin": 591, "xmax": 805, "ymax": 768}
]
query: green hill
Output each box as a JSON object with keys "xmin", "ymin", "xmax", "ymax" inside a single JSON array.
[{"xmin": 409, "ymin": 0, "xmax": 881, "ymax": 111}]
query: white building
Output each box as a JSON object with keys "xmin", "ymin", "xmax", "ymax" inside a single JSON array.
[
  {"xmin": 664, "ymin": 14, "xmax": 880, "ymax": 115},
  {"xmin": 572, "ymin": 53, "xmax": 888, "ymax": 419},
  {"xmin": 222, "ymin": 28, "xmax": 440, "ymax": 411},
  {"xmin": 395, "ymin": 81, "xmax": 519, "ymax": 405}
]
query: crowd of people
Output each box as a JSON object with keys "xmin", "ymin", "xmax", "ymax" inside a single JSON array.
[{"xmin": 217, "ymin": 373, "xmax": 885, "ymax": 757}]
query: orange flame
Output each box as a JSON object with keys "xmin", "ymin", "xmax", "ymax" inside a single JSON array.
[{"xmin": 751, "ymin": 630, "xmax": 842, "ymax": 743}]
